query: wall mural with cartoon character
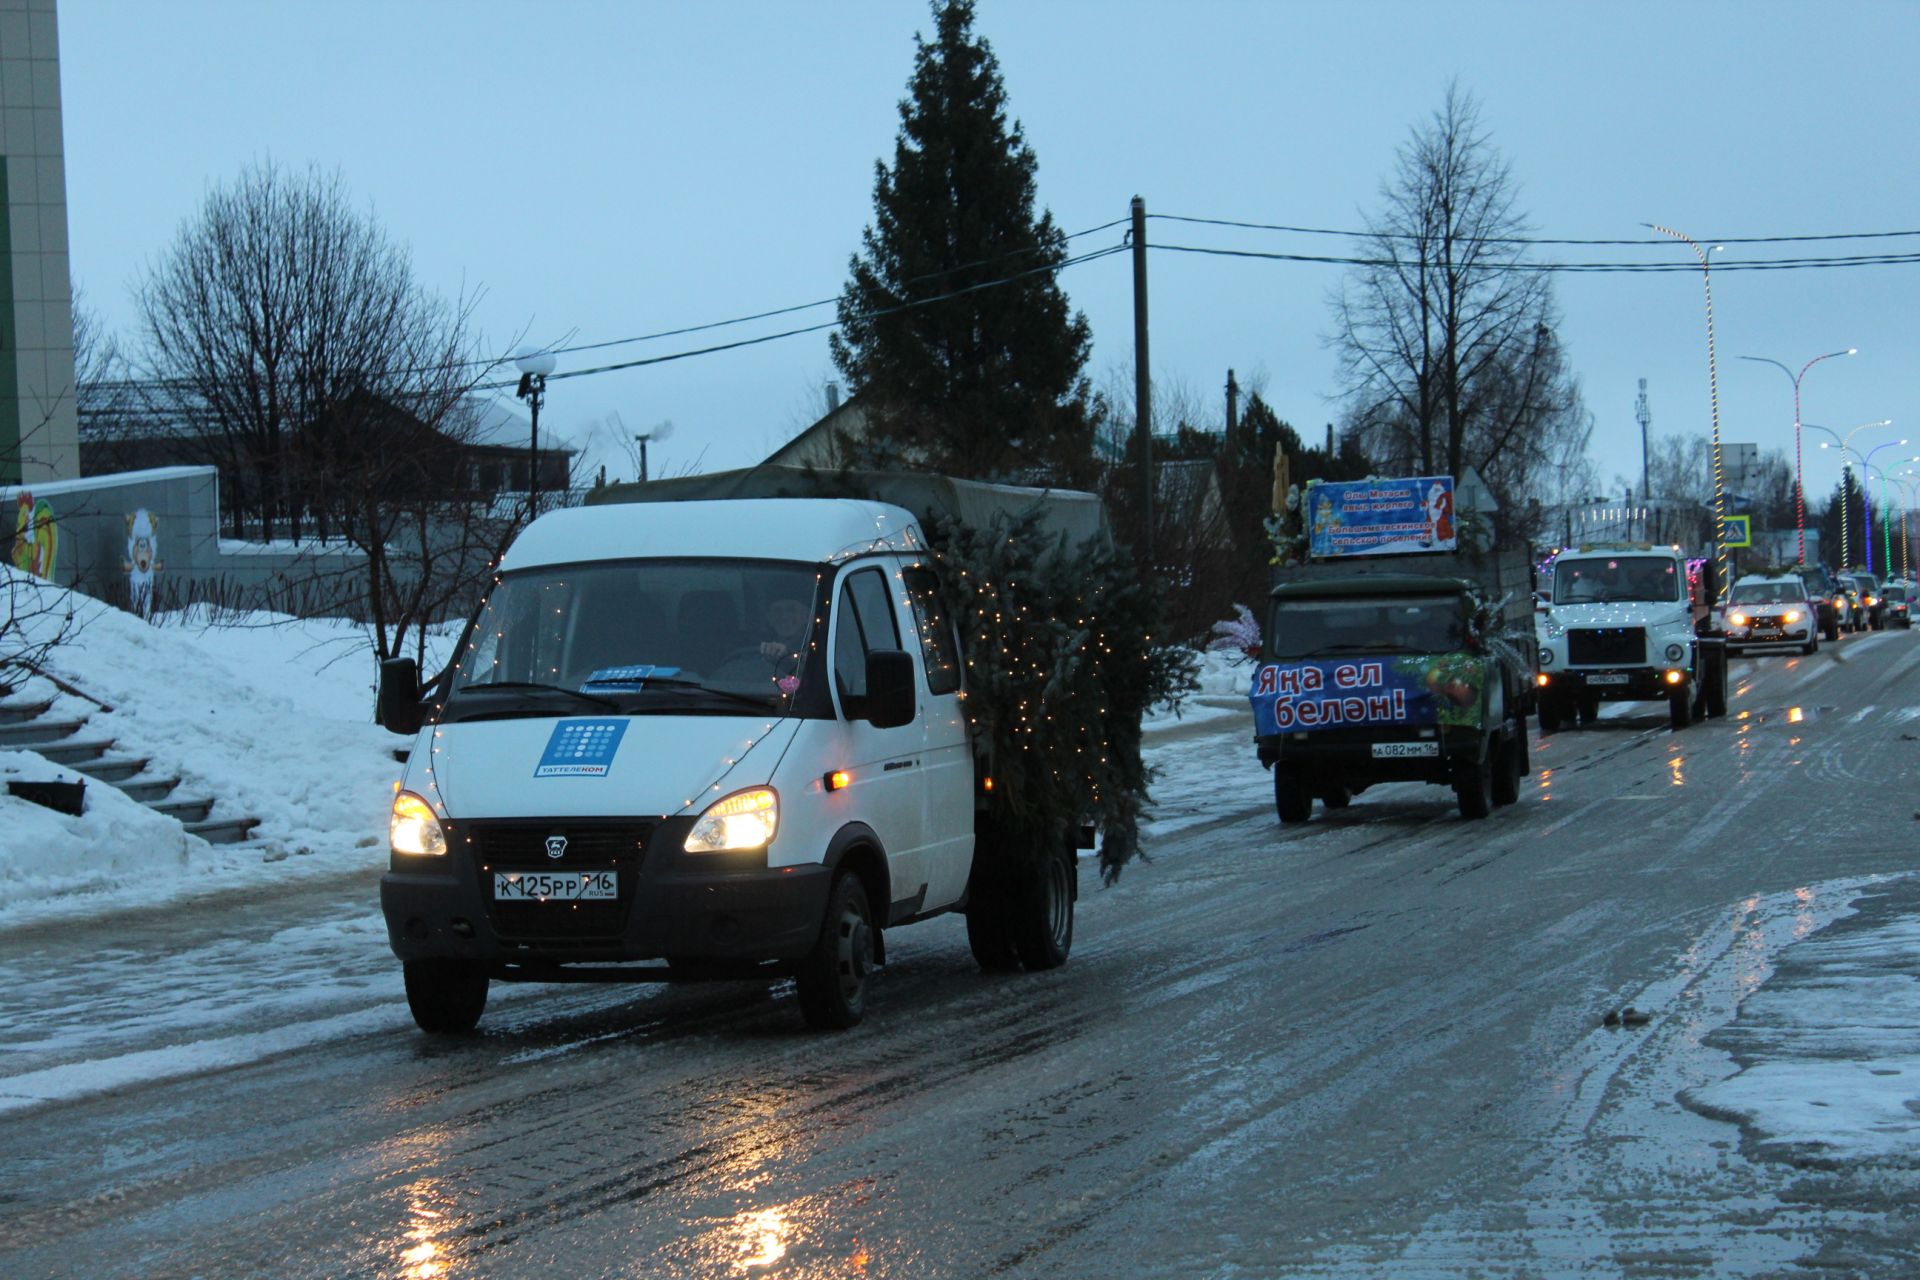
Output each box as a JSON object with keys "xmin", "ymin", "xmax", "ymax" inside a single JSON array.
[
  {"xmin": 124, "ymin": 508, "xmax": 163, "ymax": 617},
  {"xmin": 10, "ymin": 490, "xmax": 57, "ymax": 579}
]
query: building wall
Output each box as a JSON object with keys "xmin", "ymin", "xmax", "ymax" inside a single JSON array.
[{"xmin": 0, "ymin": 0, "xmax": 78, "ymax": 485}]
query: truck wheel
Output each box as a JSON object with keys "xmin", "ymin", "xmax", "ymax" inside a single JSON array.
[
  {"xmin": 1454, "ymin": 749, "xmax": 1494, "ymax": 820},
  {"xmin": 1490, "ymin": 733, "xmax": 1523, "ymax": 808},
  {"xmin": 1825, "ymin": 618, "xmax": 1839, "ymax": 642},
  {"xmin": 403, "ymin": 959, "xmax": 488, "ymax": 1034},
  {"xmin": 965, "ymin": 894, "xmax": 1023, "ymax": 972},
  {"xmin": 1668, "ymin": 688, "xmax": 1693, "ymax": 730},
  {"xmin": 1578, "ymin": 694, "xmax": 1601, "ymax": 727},
  {"xmin": 1705, "ymin": 653, "xmax": 1729, "ymax": 717},
  {"xmin": 1321, "ymin": 786, "xmax": 1352, "ymax": 810},
  {"xmin": 1014, "ymin": 850, "xmax": 1075, "ymax": 971},
  {"xmin": 1273, "ymin": 768, "xmax": 1313, "ymax": 824},
  {"xmin": 1538, "ymin": 696, "xmax": 1564, "ymax": 734},
  {"xmin": 796, "ymin": 872, "xmax": 875, "ymax": 1030}
]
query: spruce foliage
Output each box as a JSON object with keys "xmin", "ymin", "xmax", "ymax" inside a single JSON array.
[{"xmin": 831, "ymin": 0, "xmax": 1099, "ymax": 487}]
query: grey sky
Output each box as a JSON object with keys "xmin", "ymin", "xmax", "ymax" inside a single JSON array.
[{"xmin": 56, "ymin": 0, "xmax": 1920, "ymax": 507}]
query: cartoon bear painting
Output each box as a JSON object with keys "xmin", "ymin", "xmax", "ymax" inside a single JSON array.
[{"xmin": 124, "ymin": 508, "xmax": 163, "ymax": 618}]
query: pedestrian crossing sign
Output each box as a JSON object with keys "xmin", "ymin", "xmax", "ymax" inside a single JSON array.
[{"xmin": 1723, "ymin": 515, "xmax": 1752, "ymax": 548}]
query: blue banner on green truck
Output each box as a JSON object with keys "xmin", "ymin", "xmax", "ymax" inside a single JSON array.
[
  {"xmin": 1307, "ymin": 476, "xmax": 1456, "ymax": 557},
  {"xmin": 1250, "ymin": 654, "xmax": 1486, "ymax": 735}
]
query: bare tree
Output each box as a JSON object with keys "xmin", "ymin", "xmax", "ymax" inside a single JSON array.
[
  {"xmin": 133, "ymin": 160, "xmax": 526, "ymax": 671},
  {"xmin": 1330, "ymin": 84, "xmax": 1588, "ymax": 544}
]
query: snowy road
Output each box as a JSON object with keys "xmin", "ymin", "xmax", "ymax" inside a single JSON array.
[{"xmin": 5, "ymin": 633, "xmax": 1920, "ymax": 1277}]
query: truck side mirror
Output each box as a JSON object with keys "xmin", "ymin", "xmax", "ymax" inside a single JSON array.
[
  {"xmin": 864, "ymin": 649, "xmax": 916, "ymax": 729},
  {"xmin": 378, "ymin": 658, "xmax": 424, "ymax": 736}
]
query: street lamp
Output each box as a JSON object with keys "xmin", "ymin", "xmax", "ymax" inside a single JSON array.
[
  {"xmin": 1895, "ymin": 469, "xmax": 1920, "ymax": 580},
  {"xmin": 1735, "ymin": 347, "xmax": 1854, "ymax": 565},
  {"xmin": 513, "ymin": 348, "xmax": 557, "ymax": 518},
  {"xmin": 1649, "ymin": 224, "xmax": 1731, "ymax": 596},
  {"xmin": 1810, "ymin": 419, "xmax": 1896, "ymax": 569},
  {"xmin": 1864, "ymin": 453, "xmax": 1920, "ymax": 577}
]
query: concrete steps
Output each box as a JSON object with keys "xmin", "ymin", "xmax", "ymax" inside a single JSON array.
[{"xmin": 0, "ymin": 692, "xmax": 266, "ymax": 848}]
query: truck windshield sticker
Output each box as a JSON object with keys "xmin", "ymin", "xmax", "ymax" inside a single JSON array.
[
  {"xmin": 534, "ymin": 719, "xmax": 631, "ymax": 778},
  {"xmin": 580, "ymin": 665, "xmax": 681, "ymax": 691},
  {"xmin": 1250, "ymin": 654, "xmax": 1484, "ymax": 735},
  {"xmin": 1308, "ymin": 476, "xmax": 1455, "ymax": 558}
]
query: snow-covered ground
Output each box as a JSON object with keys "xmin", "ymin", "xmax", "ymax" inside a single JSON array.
[{"xmin": 4, "ymin": 576, "xmax": 1920, "ymax": 1167}]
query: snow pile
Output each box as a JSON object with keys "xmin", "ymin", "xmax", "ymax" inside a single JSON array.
[
  {"xmin": 0, "ymin": 568, "xmax": 447, "ymax": 920},
  {"xmin": 1687, "ymin": 907, "xmax": 1920, "ymax": 1163}
]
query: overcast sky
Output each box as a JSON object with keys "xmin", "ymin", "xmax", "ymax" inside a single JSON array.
[{"xmin": 55, "ymin": 0, "xmax": 1920, "ymax": 506}]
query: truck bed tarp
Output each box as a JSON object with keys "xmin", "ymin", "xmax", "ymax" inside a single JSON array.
[{"xmin": 587, "ymin": 466, "xmax": 1108, "ymax": 547}]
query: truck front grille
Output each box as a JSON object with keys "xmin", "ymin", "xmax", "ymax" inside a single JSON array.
[
  {"xmin": 1567, "ymin": 627, "xmax": 1646, "ymax": 666},
  {"xmin": 453, "ymin": 819, "xmax": 654, "ymax": 942}
]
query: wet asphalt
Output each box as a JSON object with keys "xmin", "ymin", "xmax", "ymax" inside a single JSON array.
[{"xmin": 3, "ymin": 630, "xmax": 1920, "ymax": 1278}]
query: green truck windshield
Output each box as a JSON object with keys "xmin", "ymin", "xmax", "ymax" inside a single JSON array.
[{"xmin": 1268, "ymin": 595, "xmax": 1467, "ymax": 658}]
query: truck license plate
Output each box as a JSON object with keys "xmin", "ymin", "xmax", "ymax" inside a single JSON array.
[
  {"xmin": 494, "ymin": 870, "xmax": 618, "ymax": 901},
  {"xmin": 1587, "ymin": 673, "xmax": 1630, "ymax": 685},
  {"xmin": 1371, "ymin": 742, "xmax": 1438, "ymax": 758}
]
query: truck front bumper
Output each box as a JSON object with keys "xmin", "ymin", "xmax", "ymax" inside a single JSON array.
[
  {"xmin": 1256, "ymin": 728, "xmax": 1482, "ymax": 787},
  {"xmin": 1537, "ymin": 668, "xmax": 1689, "ymax": 701},
  {"xmin": 381, "ymin": 815, "xmax": 832, "ymax": 968}
]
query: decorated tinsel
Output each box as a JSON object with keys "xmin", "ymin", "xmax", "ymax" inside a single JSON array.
[{"xmin": 921, "ymin": 509, "xmax": 1197, "ymax": 884}]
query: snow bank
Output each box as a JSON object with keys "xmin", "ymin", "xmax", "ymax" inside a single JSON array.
[{"xmin": 0, "ymin": 568, "xmax": 458, "ymax": 922}]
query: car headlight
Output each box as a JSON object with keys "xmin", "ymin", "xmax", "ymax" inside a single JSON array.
[
  {"xmin": 1834, "ymin": 596, "xmax": 1846, "ymax": 608},
  {"xmin": 1729, "ymin": 612, "xmax": 1749, "ymax": 627},
  {"xmin": 1867, "ymin": 596, "xmax": 1879, "ymax": 607},
  {"xmin": 1538, "ymin": 647, "xmax": 1553, "ymax": 666},
  {"xmin": 390, "ymin": 790, "xmax": 447, "ymax": 856},
  {"xmin": 1783, "ymin": 609, "xmax": 1802, "ymax": 623},
  {"xmin": 1665, "ymin": 643, "xmax": 1686, "ymax": 662},
  {"xmin": 684, "ymin": 787, "xmax": 779, "ymax": 852}
]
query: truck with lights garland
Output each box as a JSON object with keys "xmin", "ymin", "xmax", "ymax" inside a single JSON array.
[
  {"xmin": 1253, "ymin": 475, "xmax": 1539, "ymax": 822},
  {"xmin": 376, "ymin": 468, "xmax": 1152, "ymax": 1035},
  {"xmin": 1533, "ymin": 543, "xmax": 1728, "ymax": 732}
]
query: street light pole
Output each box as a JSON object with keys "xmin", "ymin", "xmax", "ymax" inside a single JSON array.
[
  {"xmin": 1650, "ymin": 224, "xmax": 1730, "ymax": 597},
  {"xmin": 1736, "ymin": 348, "xmax": 1854, "ymax": 565},
  {"xmin": 513, "ymin": 348, "xmax": 558, "ymax": 520},
  {"xmin": 1809, "ymin": 420, "xmax": 1895, "ymax": 570}
]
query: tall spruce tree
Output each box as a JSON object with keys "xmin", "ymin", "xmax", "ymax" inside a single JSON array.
[{"xmin": 830, "ymin": 0, "xmax": 1098, "ymax": 485}]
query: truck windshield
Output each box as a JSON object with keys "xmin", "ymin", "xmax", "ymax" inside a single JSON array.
[
  {"xmin": 1552, "ymin": 556, "xmax": 1680, "ymax": 604},
  {"xmin": 449, "ymin": 558, "xmax": 823, "ymax": 715},
  {"xmin": 1267, "ymin": 594, "xmax": 1466, "ymax": 658}
]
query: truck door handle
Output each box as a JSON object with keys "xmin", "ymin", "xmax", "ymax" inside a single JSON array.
[{"xmin": 883, "ymin": 759, "xmax": 919, "ymax": 772}]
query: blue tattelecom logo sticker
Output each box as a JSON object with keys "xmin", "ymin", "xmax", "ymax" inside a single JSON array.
[
  {"xmin": 581, "ymin": 665, "xmax": 680, "ymax": 691},
  {"xmin": 534, "ymin": 719, "xmax": 630, "ymax": 778}
]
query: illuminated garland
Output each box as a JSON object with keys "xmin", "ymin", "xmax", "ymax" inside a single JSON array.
[{"xmin": 922, "ymin": 510, "xmax": 1197, "ymax": 884}]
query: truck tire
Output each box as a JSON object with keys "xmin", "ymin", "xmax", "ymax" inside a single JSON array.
[
  {"xmin": 1538, "ymin": 696, "xmax": 1564, "ymax": 734},
  {"xmin": 403, "ymin": 959, "xmax": 488, "ymax": 1034},
  {"xmin": 1491, "ymin": 732, "xmax": 1523, "ymax": 807},
  {"xmin": 1578, "ymin": 694, "xmax": 1601, "ymax": 727},
  {"xmin": 1704, "ymin": 651, "xmax": 1729, "ymax": 718},
  {"xmin": 796, "ymin": 871, "xmax": 875, "ymax": 1030},
  {"xmin": 1013, "ymin": 850, "xmax": 1075, "ymax": 971},
  {"xmin": 1825, "ymin": 616, "xmax": 1839, "ymax": 643},
  {"xmin": 1454, "ymin": 748, "xmax": 1494, "ymax": 820},
  {"xmin": 965, "ymin": 895, "xmax": 1023, "ymax": 972},
  {"xmin": 1321, "ymin": 786, "xmax": 1352, "ymax": 810},
  {"xmin": 1273, "ymin": 767, "xmax": 1313, "ymax": 824},
  {"xmin": 1669, "ymin": 687, "xmax": 1693, "ymax": 730}
]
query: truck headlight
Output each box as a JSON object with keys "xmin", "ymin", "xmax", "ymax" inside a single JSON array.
[
  {"xmin": 1728, "ymin": 612, "xmax": 1749, "ymax": 627},
  {"xmin": 390, "ymin": 791, "xmax": 447, "ymax": 857},
  {"xmin": 1538, "ymin": 647, "xmax": 1553, "ymax": 666},
  {"xmin": 1665, "ymin": 643, "xmax": 1686, "ymax": 662},
  {"xmin": 685, "ymin": 787, "xmax": 779, "ymax": 852}
]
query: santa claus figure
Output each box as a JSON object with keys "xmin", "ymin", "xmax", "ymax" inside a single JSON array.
[{"xmin": 1425, "ymin": 482, "xmax": 1455, "ymax": 547}]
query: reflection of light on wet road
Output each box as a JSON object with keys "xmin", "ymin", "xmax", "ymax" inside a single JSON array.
[
  {"xmin": 737, "ymin": 1206, "xmax": 789, "ymax": 1270},
  {"xmin": 1668, "ymin": 750, "xmax": 1685, "ymax": 788},
  {"xmin": 1793, "ymin": 885, "xmax": 1817, "ymax": 940},
  {"xmin": 1537, "ymin": 767, "xmax": 1552, "ymax": 801},
  {"xmin": 1788, "ymin": 706, "xmax": 1805, "ymax": 724},
  {"xmin": 401, "ymin": 1177, "xmax": 454, "ymax": 1279}
]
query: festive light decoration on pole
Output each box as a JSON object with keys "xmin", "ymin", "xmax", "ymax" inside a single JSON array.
[
  {"xmin": 1736, "ymin": 348, "xmax": 1854, "ymax": 566},
  {"xmin": 1811, "ymin": 419, "xmax": 1896, "ymax": 570},
  {"xmin": 1650, "ymin": 225, "xmax": 1730, "ymax": 595}
]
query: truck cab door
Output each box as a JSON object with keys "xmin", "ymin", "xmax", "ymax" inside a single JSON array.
[
  {"xmin": 829, "ymin": 562, "xmax": 927, "ymax": 915},
  {"xmin": 902, "ymin": 566, "xmax": 973, "ymax": 911}
]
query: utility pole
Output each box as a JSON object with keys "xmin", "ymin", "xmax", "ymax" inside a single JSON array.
[
  {"xmin": 1225, "ymin": 369, "xmax": 1239, "ymax": 436},
  {"xmin": 1635, "ymin": 378, "xmax": 1651, "ymax": 540},
  {"xmin": 1131, "ymin": 195, "xmax": 1152, "ymax": 563}
]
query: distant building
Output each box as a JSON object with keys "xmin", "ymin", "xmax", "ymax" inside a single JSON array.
[{"xmin": 0, "ymin": 0, "xmax": 79, "ymax": 484}]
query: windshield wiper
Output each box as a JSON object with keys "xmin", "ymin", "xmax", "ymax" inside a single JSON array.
[
  {"xmin": 612, "ymin": 674, "xmax": 783, "ymax": 710},
  {"xmin": 452, "ymin": 681, "xmax": 621, "ymax": 712}
]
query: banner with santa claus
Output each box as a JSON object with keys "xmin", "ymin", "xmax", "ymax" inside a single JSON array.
[{"xmin": 1307, "ymin": 476, "xmax": 1456, "ymax": 558}]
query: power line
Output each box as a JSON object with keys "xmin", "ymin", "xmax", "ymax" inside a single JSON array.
[
  {"xmin": 1149, "ymin": 211, "xmax": 1920, "ymax": 248},
  {"xmin": 1149, "ymin": 241, "xmax": 1920, "ymax": 273}
]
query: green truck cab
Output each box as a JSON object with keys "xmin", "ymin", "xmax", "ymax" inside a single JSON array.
[{"xmin": 1251, "ymin": 569, "xmax": 1537, "ymax": 823}]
